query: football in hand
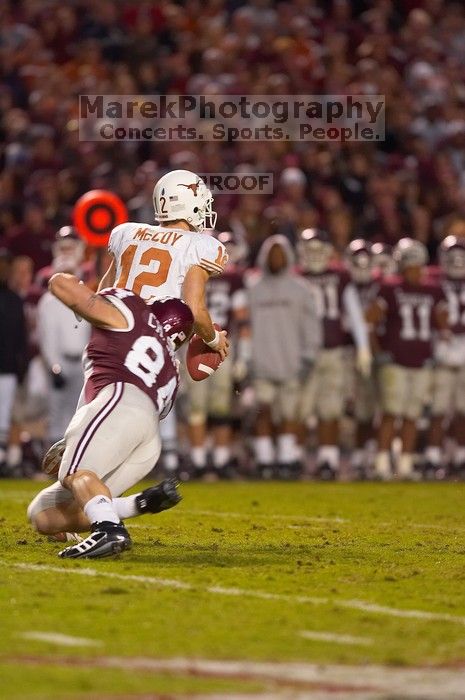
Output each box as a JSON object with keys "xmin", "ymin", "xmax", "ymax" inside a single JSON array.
[{"xmin": 186, "ymin": 324, "xmax": 223, "ymax": 381}]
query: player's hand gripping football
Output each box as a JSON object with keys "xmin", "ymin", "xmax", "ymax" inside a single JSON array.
[{"xmin": 206, "ymin": 327, "xmax": 229, "ymax": 361}]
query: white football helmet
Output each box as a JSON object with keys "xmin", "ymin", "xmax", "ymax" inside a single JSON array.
[
  {"xmin": 297, "ymin": 228, "xmax": 334, "ymax": 274},
  {"xmin": 439, "ymin": 235, "xmax": 465, "ymax": 279},
  {"xmin": 153, "ymin": 169, "xmax": 217, "ymax": 232},
  {"xmin": 371, "ymin": 242, "xmax": 397, "ymax": 277},
  {"xmin": 345, "ymin": 239, "xmax": 373, "ymax": 284},
  {"xmin": 393, "ymin": 237, "xmax": 428, "ymax": 270}
]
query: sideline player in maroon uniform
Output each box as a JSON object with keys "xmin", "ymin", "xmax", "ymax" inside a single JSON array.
[
  {"xmin": 345, "ymin": 240, "xmax": 380, "ymax": 477},
  {"xmin": 185, "ymin": 231, "xmax": 248, "ymax": 477},
  {"xmin": 297, "ymin": 229, "xmax": 371, "ymax": 479},
  {"xmin": 366, "ymin": 238, "xmax": 448, "ymax": 480},
  {"xmin": 427, "ymin": 235, "xmax": 465, "ymax": 477},
  {"xmin": 27, "ymin": 274, "xmax": 194, "ymax": 559}
]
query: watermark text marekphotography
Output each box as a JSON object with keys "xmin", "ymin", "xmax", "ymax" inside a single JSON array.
[{"xmin": 79, "ymin": 95, "xmax": 385, "ymax": 142}]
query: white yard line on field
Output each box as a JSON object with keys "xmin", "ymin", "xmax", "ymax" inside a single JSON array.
[
  {"xmin": 299, "ymin": 631, "xmax": 373, "ymax": 646},
  {"xmin": 8, "ymin": 562, "xmax": 191, "ymax": 589},
  {"xmin": 5, "ymin": 655, "xmax": 465, "ymax": 699},
  {"xmin": 20, "ymin": 631, "xmax": 102, "ymax": 647},
  {"xmin": 3, "ymin": 561, "xmax": 465, "ymax": 627}
]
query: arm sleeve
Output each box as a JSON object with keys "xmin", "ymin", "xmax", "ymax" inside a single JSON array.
[
  {"xmin": 190, "ymin": 236, "xmax": 229, "ymax": 276},
  {"xmin": 300, "ymin": 284, "xmax": 322, "ymax": 360},
  {"xmin": 343, "ymin": 283, "xmax": 369, "ymax": 350},
  {"xmin": 97, "ymin": 288, "xmax": 136, "ymax": 331}
]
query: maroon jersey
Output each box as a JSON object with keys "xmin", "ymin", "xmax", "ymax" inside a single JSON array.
[
  {"xmin": 207, "ymin": 268, "xmax": 245, "ymax": 334},
  {"xmin": 83, "ymin": 288, "xmax": 179, "ymax": 417},
  {"xmin": 377, "ymin": 277, "xmax": 447, "ymax": 368},
  {"xmin": 303, "ymin": 266, "xmax": 351, "ymax": 349}
]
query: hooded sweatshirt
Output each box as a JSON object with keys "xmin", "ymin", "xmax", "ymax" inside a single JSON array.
[{"xmin": 248, "ymin": 235, "xmax": 321, "ymax": 382}]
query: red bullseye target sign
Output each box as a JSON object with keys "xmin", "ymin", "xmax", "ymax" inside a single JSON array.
[{"xmin": 73, "ymin": 190, "xmax": 128, "ymax": 247}]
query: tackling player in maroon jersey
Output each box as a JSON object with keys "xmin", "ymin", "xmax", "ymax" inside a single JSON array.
[
  {"xmin": 366, "ymin": 238, "xmax": 449, "ymax": 480},
  {"xmin": 27, "ymin": 274, "xmax": 193, "ymax": 559}
]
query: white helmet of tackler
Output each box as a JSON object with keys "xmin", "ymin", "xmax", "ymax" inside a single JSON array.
[{"xmin": 152, "ymin": 169, "xmax": 217, "ymax": 232}]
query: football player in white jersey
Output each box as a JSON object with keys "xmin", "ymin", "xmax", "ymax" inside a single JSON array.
[{"xmin": 98, "ymin": 169, "xmax": 229, "ymax": 360}]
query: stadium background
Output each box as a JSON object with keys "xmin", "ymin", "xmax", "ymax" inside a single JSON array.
[{"xmin": 1, "ymin": 0, "xmax": 465, "ymax": 479}]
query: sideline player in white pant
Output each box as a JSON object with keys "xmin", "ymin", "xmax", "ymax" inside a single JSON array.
[{"xmin": 27, "ymin": 274, "xmax": 194, "ymax": 559}]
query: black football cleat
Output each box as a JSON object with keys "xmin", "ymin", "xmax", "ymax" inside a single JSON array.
[
  {"xmin": 58, "ymin": 521, "xmax": 131, "ymax": 559},
  {"xmin": 136, "ymin": 478, "xmax": 182, "ymax": 514}
]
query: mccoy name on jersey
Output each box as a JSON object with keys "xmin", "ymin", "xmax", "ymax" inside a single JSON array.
[
  {"xmin": 109, "ymin": 223, "xmax": 228, "ymax": 302},
  {"xmin": 83, "ymin": 288, "xmax": 179, "ymax": 417}
]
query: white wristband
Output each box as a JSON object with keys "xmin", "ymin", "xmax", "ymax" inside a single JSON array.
[{"xmin": 205, "ymin": 329, "xmax": 220, "ymax": 349}]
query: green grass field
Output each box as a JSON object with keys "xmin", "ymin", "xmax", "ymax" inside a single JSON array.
[{"xmin": 1, "ymin": 479, "xmax": 465, "ymax": 699}]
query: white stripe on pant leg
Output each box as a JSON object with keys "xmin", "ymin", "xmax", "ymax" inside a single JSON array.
[{"xmin": 68, "ymin": 382, "xmax": 124, "ymax": 475}]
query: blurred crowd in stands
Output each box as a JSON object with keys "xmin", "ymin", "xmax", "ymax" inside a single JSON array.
[{"xmin": 2, "ymin": 0, "xmax": 465, "ymax": 481}]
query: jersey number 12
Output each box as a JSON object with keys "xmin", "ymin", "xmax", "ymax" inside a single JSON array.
[{"xmin": 117, "ymin": 244, "xmax": 173, "ymax": 295}]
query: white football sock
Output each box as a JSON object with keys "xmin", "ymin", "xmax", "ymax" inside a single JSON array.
[
  {"xmin": 254, "ymin": 436, "xmax": 275, "ymax": 465},
  {"xmin": 84, "ymin": 495, "xmax": 120, "ymax": 525},
  {"xmin": 374, "ymin": 451, "xmax": 391, "ymax": 480},
  {"xmin": 317, "ymin": 445, "xmax": 340, "ymax": 469},
  {"xmin": 191, "ymin": 446, "xmax": 207, "ymax": 469},
  {"xmin": 424, "ymin": 446, "xmax": 441, "ymax": 466},
  {"xmin": 398, "ymin": 453, "xmax": 414, "ymax": 478},
  {"xmin": 277, "ymin": 433, "xmax": 297, "ymax": 464},
  {"xmin": 213, "ymin": 446, "xmax": 230, "ymax": 469},
  {"xmin": 454, "ymin": 446, "xmax": 465, "ymax": 465},
  {"xmin": 113, "ymin": 495, "xmax": 139, "ymax": 520}
]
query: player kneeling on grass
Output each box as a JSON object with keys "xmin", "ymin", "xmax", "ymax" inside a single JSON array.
[{"xmin": 27, "ymin": 274, "xmax": 194, "ymax": 559}]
